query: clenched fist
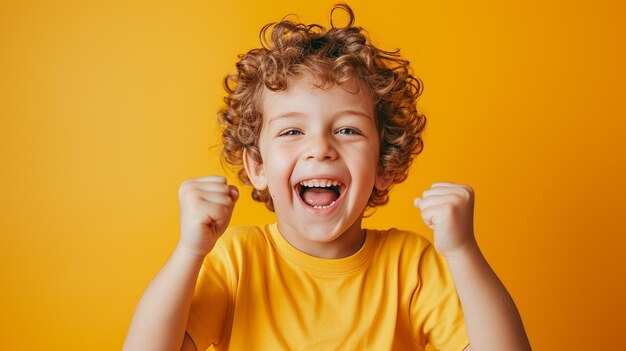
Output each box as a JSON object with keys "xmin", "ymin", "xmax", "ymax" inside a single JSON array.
[
  {"xmin": 177, "ymin": 176, "xmax": 239, "ymax": 258},
  {"xmin": 414, "ymin": 182, "xmax": 477, "ymax": 258}
]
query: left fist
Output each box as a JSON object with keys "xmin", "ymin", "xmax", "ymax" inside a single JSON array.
[{"xmin": 414, "ymin": 182, "xmax": 477, "ymax": 257}]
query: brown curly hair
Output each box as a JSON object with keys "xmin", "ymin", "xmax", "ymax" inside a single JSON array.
[{"xmin": 219, "ymin": 3, "xmax": 426, "ymax": 211}]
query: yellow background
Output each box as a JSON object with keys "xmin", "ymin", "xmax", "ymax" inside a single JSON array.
[{"xmin": 1, "ymin": 1, "xmax": 624, "ymax": 349}]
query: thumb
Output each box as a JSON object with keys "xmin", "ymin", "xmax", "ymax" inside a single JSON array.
[
  {"xmin": 228, "ymin": 185, "xmax": 240, "ymax": 203},
  {"xmin": 413, "ymin": 198, "xmax": 435, "ymax": 230},
  {"xmin": 413, "ymin": 197, "xmax": 421, "ymax": 208}
]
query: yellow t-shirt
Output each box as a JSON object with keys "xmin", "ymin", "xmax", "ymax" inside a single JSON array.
[{"xmin": 187, "ymin": 224, "xmax": 468, "ymax": 351}]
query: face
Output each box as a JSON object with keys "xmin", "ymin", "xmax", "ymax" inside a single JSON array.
[{"xmin": 244, "ymin": 73, "xmax": 392, "ymax": 258}]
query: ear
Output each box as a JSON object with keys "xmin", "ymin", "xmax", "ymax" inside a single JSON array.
[
  {"xmin": 243, "ymin": 148, "xmax": 268, "ymax": 191},
  {"xmin": 374, "ymin": 167, "xmax": 394, "ymax": 191}
]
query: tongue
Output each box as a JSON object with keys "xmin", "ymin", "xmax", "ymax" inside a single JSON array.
[{"xmin": 302, "ymin": 187, "xmax": 338, "ymax": 207}]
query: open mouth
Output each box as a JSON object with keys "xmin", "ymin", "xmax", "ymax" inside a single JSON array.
[{"xmin": 296, "ymin": 179, "xmax": 344, "ymax": 209}]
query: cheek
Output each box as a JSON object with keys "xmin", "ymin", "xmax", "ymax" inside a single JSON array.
[
  {"xmin": 264, "ymin": 145, "xmax": 296, "ymax": 185},
  {"xmin": 352, "ymin": 141, "xmax": 379, "ymax": 168},
  {"xmin": 349, "ymin": 156, "xmax": 377, "ymax": 185},
  {"xmin": 359, "ymin": 146, "xmax": 381, "ymax": 187}
]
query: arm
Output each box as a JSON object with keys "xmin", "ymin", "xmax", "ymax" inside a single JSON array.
[
  {"xmin": 123, "ymin": 176, "xmax": 239, "ymax": 351},
  {"xmin": 446, "ymin": 239, "xmax": 530, "ymax": 351},
  {"xmin": 415, "ymin": 182, "xmax": 531, "ymax": 351}
]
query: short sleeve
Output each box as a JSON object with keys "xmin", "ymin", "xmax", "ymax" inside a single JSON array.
[
  {"xmin": 410, "ymin": 243, "xmax": 469, "ymax": 350},
  {"xmin": 186, "ymin": 243, "xmax": 234, "ymax": 351}
]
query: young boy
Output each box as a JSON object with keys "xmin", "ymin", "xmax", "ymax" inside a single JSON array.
[{"xmin": 124, "ymin": 4, "xmax": 531, "ymax": 350}]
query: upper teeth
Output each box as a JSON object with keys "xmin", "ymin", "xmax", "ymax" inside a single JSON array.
[{"xmin": 300, "ymin": 179, "xmax": 340, "ymax": 188}]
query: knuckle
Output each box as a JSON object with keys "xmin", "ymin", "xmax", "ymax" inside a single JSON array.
[
  {"xmin": 180, "ymin": 187, "xmax": 198, "ymax": 202},
  {"xmin": 462, "ymin": 185, "xmax": 474, "ymax": 196},
  {"xmin": 455, "ymin": 186, "xmax": 473, "ymax": 201},
  {"xmin": 179, "ymin": 180, "xmax": 194, "ymax": 195},
  {"xmin": 187, "ymin": 201, "xmax": 205, "ymax": 215}
]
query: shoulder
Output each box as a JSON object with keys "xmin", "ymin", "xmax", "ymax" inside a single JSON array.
[
  {"xmin": 369, "ymin": 227, "xmax": 434, "ymax": 253},
  {"xmin": 221, "ymin": 225, "xmax": 266, "ymax": 240},
  {"xmin": 209, "ymin": 225, "xmax": 272, "ymax": 263},
  {"xmin": 364, "ymin": 228, "xmax": 440, "ymax": 273},
  {"xmin": 201, "ymin": 225, "xmax": 273, "ymax": 283},
  {"xmin": 216, "ymin": 225, "xmax": 268, "ymax": 246}
]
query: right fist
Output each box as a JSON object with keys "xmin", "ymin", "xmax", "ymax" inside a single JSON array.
[{"xmin": 177, "ymin": 176, "xmax": 239, "ymax": 258}]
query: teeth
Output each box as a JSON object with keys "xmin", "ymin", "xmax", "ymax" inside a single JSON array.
[
  {"xmin": 313, "ymin": 201, "xmax": 336, "ymax": 209},
  {"xmin": 299, "ymin": 179, "xmax": 341, "ymax": 188}
]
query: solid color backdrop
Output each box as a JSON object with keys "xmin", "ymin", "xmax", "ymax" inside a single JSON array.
[{"xmin": 1, "ymin": 0, "xmax": 624, "ymax": 349}]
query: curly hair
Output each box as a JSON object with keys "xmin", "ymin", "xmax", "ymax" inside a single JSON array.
[{"xmin": 219, "ymin": 3, "xmax": 426, "ymax": 211}]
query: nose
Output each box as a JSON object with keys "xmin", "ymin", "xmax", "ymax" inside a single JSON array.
[{"xmin": 304, "ymin": 133, "xmax": 338, "ymax": 161}]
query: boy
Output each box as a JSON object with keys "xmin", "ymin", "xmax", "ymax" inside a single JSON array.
[{"xmin": 124, "ymin": 4, "xmax": 531, "ymax": 350}]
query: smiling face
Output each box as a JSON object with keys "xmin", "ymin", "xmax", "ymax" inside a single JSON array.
[{"xmin": 244, "ymin": 73, "xmax": 392, "ymax": 258}]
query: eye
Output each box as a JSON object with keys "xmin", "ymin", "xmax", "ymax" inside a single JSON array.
[
  {"xmin": 279, "ymin": 129, "xmax": 303, "ymax": 137},
  {"xmin": 336, "ymin": 128, "xmax": 361, "ymax": 135}
]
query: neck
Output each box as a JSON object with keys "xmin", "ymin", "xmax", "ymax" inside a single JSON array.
[{"xmin": 276, "ymin": 217, "xmax": 366, "ymax": 259}]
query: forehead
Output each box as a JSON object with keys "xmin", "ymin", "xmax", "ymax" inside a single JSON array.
[{"xmin": 259, "ymin": 73, "xmax": 375, "ymax": 122}]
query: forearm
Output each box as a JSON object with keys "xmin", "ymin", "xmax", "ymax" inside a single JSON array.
[
  {"xmin": 123, "ymin": 245, "xmax": 205, "ymax": 351},
  {"xmin": 446, "ymin": 243, "xmax": 531, "ymax": 351}
]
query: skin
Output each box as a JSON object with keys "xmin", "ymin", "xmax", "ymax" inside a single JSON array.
[
  {"xmin": 123, "ymin": 73, "xmax": 531, "ymax": 351},
  {"xmin": 415, "ymin": 183, "xmax": 532, "ymax": 351},
  {"xmin": 243, "ymin": 73, "xmax": 392, "ymax": 258}
]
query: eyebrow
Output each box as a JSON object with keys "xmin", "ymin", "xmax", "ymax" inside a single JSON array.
[
  {"xmin": 267, "ymin": 110, "xmax": 374, "ymax": 124},
  {"xmin": 267, "ymin": 112, "xmax": 305, "ymax": 124}
]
